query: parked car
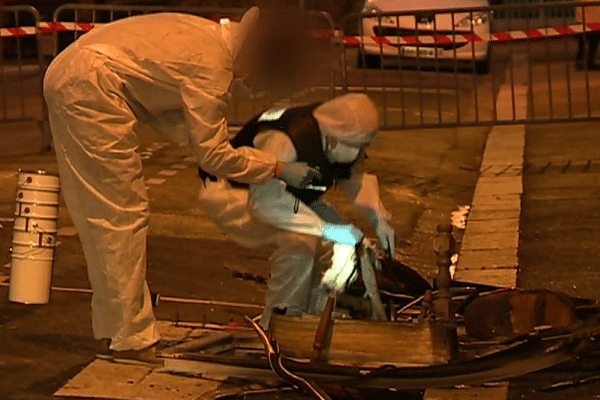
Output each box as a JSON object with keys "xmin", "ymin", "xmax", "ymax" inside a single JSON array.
[{"xmin": 357, "ymin": 0, "xmax": 491, "ymax": 72}]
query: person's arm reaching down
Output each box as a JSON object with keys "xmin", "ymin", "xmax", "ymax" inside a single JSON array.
[
  {"xmin": 181, "ymin": 81, "xmax": 319, "ymax": 187},
  {"xmin": 248, "ymin": 130, "xmax": 361, "ymax": 246},
  {"xmin": 338, "ymin": 151, "xmax": 395, "ymax": 256}
]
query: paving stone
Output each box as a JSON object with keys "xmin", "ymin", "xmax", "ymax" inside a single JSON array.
[
  {"xmin": 424, "ymin": 383, "xmax": 509, "ymax": 400},
  {"xmin": 454, "ymin": 268, "xmax": 518, "ymax": 287},
  {"xmin": 458, "ymin": 248, "xmax": 519, "ymax": 270},
  {"xmin": 468, "ymin": 208, "xmax": 521, "ymax": 221},
  {"xmin": 461, "ymin": 230, "xmax": 519, "ymax": 251},
  {"xmin": 479, "ymin": 164, "xmax": 523, "ymax": 176},
  {"xmin": 470, "ymin": 194, "xmax": 522, "ymax": 210},
  {"xmin": 473, "ymin": 179, "xmax": 522, "ymax": 197},
  {"xmin": 463, "ymin": 219, "xmax": 520, "ymax": 233},
  {"xmin": 54, "ymin": 359, "xmax": 219, "ymax": 400}
]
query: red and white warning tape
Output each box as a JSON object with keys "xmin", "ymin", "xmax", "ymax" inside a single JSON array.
[
  {"xmin": 335, "ymin": 24, "xmax": 600, "ymax": 46},
  {"xmin": 0, "ymin": 21, "xmax": 99, "ymax": 38},
  {"xmin": 1, "ymin": 21, "xmax": 599, "ymax": 45}
]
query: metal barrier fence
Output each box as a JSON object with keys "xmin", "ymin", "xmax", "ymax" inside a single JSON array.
[
  {"xmin": 51, "ymin": 3, "xmax": 337, "ymax": 126},
  {"xmin": 0, "ymin": 5, "xmax": 48, "ymax": 152},
  {"xmin": 338, "ymin": 1, "xmax": 600, "ymax": 129},
  {"xmin": 5, "ymin": 1, "xmax": 600, "ymax": 141}
]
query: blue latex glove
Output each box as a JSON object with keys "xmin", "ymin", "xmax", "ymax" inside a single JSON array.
[{"xmin": 322, "ymin": 223, "xmax": 363, "ymax": 246}]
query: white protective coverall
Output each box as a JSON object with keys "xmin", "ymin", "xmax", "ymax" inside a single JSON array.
[
  {"xmin": 43, "ymin": 9, "xmax": 281, "ymax": 351},
  {"xmin": 199, "ymin": 94, "xmax": 393, "ymax": 329}
]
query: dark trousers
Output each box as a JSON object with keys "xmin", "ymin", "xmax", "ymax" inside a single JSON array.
[{"xmin": 576, "ymin": 32, "xmax": 600, "ymax": 65}]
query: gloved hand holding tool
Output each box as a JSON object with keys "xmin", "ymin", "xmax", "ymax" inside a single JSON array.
[
  {"xmin": 277, "ymin": 161, "xmax": 322, "ymax": 189},
  {"xmin": 374, "ymin": 217, "xmax": 395, "ymax": 259}
]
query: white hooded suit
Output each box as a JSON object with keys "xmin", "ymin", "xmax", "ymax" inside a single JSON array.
[
  {"xmin": 43, "ymin": 10, "xmax": 278, "ymax": 351},
  {"xmin": 199, "ymin": 94, "xmax": 394, "ymax": 329}
]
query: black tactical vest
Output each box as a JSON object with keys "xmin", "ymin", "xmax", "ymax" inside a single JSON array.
[{"xmin": 231, "ymin": 103, "xmax": 353, "ymax": 205}]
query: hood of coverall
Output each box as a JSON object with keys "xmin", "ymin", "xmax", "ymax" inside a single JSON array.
[
  {"xmin": 313, "ymin": 93, "xmax": 379, "ymax": 163},
  {"xmin": 229, "ymin": 7, "xmax": 260, "ymax": 64},
  {"xmin": 313, "ymin": 93, "xmax": 379, "ymax": 146}
]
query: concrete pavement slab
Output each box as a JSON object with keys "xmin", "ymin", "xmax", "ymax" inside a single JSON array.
[
  {"xmin": 458, "ymin": 248, "xmax": 519, "ymax": 270},
  {"xmin": 463, "ymin": 219, "xmax": 520, "ymax": 234},
  {"xmin": 461, "ymin": 230, "xmax": 520, "ymax": 251},
  {"xmin": 454, "ymin": 268, "xmax": 518, "ymax": 288},
  {"xmin": 473, "ymin": 178, "xmax": 523, "ymax": 197},
  {"xmin": 467, "ymin": 208, "xmax": 522, "ymax": 221},
  {"xmin": 424, "ymin": 383, "xmax": 509, "ymax": 400},
  {"xmin": 470, "ymin": 194, "xmax": 522, "ymax": 209},
  {"xmin": 479, "ymin": 164, "xmax": 523, "ymax": 176}
]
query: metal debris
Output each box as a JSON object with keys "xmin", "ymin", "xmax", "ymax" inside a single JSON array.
[{"xmin": 542, "ymin": 373, "xmax": 600, "ymax": 392}]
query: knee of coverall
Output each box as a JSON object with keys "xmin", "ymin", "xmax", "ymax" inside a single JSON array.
[{"xmin": 260, "ymin": 232, "xmax": 321, "ymax": 329}]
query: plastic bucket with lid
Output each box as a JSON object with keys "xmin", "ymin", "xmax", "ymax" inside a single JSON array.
[
  {"xmin": 9, "ymin": 169, "xmax": 60, "ymax": 305},
  {"xmin": 14, "ymin": 202, "xmax": 59, "ymax": 219},
  {"xmin": 9, "ymin": 242, "xmax": 55, "ymax": 304},
  {"xmin": 12, "ymin": 231, "xmax": 56, "ymax": 248},
  {"xmin": 16, "ymin": 170, "xmax": 60, "ymax": 192},
  {"xmin": 13, "ymin": 217, "xmax": 57, "ymax": 233},
  {"xmin": 15, "ymin": 188, "xmax": 59, "ymax": 205},
  {"xmin": 9, "ymin": 256, "xmax": 54, "ymax": 304}
]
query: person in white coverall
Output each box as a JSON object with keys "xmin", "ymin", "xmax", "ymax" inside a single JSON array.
[
  {"xmin": 42, "ymin": 7, "xmax": 320, "ymax": 363},
  {"xmin": 199, "ymin": 93, "xmax": 395, "ymax": 329}
]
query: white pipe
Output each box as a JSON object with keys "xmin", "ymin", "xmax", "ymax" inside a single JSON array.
[{"xmin": 0, "ymin": 282, "xmax": 264, "ymax": 310}]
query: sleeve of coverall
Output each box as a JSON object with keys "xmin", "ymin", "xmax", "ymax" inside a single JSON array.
[
  {"xmin": 338, "ymin": 150, "xmax": 392, "ymax": 225},
  {"xmin": 180, "ymin": 80, "xmax": 278, "ymax": 185},
  {"xmin": 248, "ymin": 130, "xmax": 328, "ymax": 237}
]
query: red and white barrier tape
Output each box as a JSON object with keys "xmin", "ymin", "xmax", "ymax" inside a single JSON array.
[
  {"xmin": 0, "ymin": 21, "xmax": 99, "ymax": 38},
  {"xmin": 1, "ymin": 21, "xmax": 599, "ymax": 46},
  {"xmin": 335, "ymin": 24, "xmax": 600, "ymax": 46}
]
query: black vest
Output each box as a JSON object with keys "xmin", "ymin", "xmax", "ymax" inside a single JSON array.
[{"xmin": 231, "ymin": 103, "xmax": 353, "ymax": 205}]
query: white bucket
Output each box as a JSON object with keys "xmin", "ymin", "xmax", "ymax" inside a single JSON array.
[
  {"xmin": 15, "ymin": 188, "xmax": 60, "ymax": 205},
  {"xmin": 9, "ymin": 170, "xmax": 60, "ymax": 305},
  {"xmin": 17, "ymin": 170, "xmax": 60, "ymax": 192},
  {"xmin": 13, "ymin": 217, "xmax": 57, "ymax": 233},
  {"xmin": 14, "ymin": 201, "xmax": 59, "ymax": 219},
  {"xmin": 9, "ymin": 255, "xmax": 53, "ymax": 304},
  {"xmin": 12, "ymin": 231, "xmax": 56, "ymax": 248}
]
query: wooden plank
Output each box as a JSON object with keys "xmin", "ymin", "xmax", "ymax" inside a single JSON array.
[
  {"xmin": 270, "ymin": 314, "xmax": 452, "ymax": 367},
  {"xmin": 424, "ymin": 382, "xmax": 509, "ymax": 400},
  {"xmin": 453, "ymin": 268, "xmax": 518, "ymax": 288},
  {"xmin": 461, "ymin": 231, "xmax": 519, "ymax": 251},
  {"xmin": 458, "ymin": 249, "xmax": 519, "ymax": 270}
]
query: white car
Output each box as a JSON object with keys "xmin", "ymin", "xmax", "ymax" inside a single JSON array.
[{"xmin": 358, "ymin": 0, "xmax": 491, "ymax": 72}]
